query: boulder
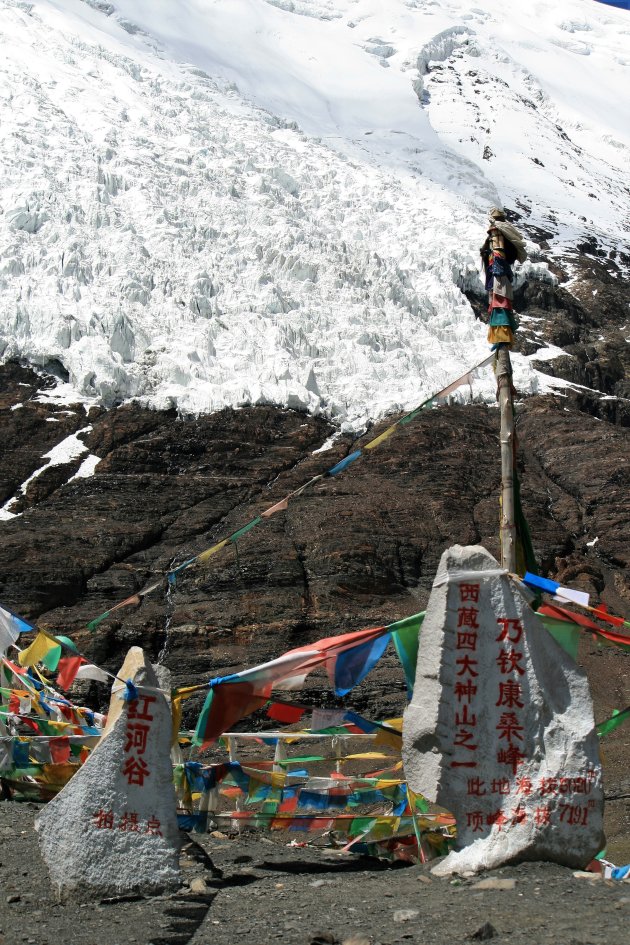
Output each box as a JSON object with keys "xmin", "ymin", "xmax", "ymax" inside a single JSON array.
[
  {"xmin": 402, "ymin": 545, "xmax": 604, "ymax": 875},
  {"xmin": 36, "ymin": 646, "xmax": 182, "ymax": 897}
]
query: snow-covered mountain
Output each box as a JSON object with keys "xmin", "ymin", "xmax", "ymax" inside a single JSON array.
[{"xmin": 1, "ymin": 0, "xmax": 629, "ymax": 429}]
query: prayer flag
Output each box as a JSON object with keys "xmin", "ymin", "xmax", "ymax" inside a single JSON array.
[
  {"xmin": 266, "ymin": 703, "xmax": 305, "ymax": 724},
  {"xmin": 18, "ymin": 632, "xmax": 59, "ymax": 668},
  {"xmin": 56, "ymin": 656, "xmax": 84, "ymax": 690},
  {"xmin": 0, "ymin": 606, "xmax": 32, "ymax": 655},
  {"xmin": 364, "ymin": 424, "xmax": 398, "ymax": 451},
  {"xmin": 597, "ymin": 707, "xmax": 630, "ymax": 738},
  {"xmin": 261, "ymin": 498, "xmax": 290, "ymax": 518},
  {"xmin": 41, "ymin": 635, "xmax": 77, "ymax": 672},
  {"xmin": 197, "ymin": 540, "xmax": 229, "ymax": 564},
  {"xmin": 539, "ymin": 616, "xmax": 580, "ymax": 661},
  {"xmin": 75, "ymin": 663, "xmax": 109, "ymax": 683},
  {"xmin": 327, "ymin": 450, "xmax": 362, "ymax": 477},
  {"xmin": 331, "ymin": 632, "xmax": 391, "ymax": 696},
  {"xmin": 390, "ymin": 612, "xmax": 424, "ymax": 694},
  {"xmin": 194, "ymin": 683, "xmax": 271, "ymax": 749},
  {"xmin": 523, "ymin": 572, "xmax": 590, "ymax": 608},
  {"xmin": 229, "ymin": 518, "xmax": 262, "ymax": 542},
  {"xmin": 49, "ymin": 736, "xmax": 71, "ymax": 764}
]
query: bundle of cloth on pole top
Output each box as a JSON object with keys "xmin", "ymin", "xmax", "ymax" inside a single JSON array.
[{"xmin": 480, "ymin": 207, "xmax": 527, "ymax": 349}]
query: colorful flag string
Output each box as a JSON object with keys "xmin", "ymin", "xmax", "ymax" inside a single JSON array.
[{"xmin": 81, "ymin": 353, "xmax": 496, "ymax": 631}]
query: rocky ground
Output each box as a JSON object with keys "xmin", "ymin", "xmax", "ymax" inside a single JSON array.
[{"xmin": 1, "ymin": 799, "xmax": 629, "ymax": 945}]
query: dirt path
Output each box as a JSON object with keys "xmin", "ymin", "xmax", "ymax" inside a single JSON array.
[{"xmin": 1, "ymin": 800, "xmax": 629, "ymax": 945}]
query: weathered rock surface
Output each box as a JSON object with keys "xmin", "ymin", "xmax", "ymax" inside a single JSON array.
[
  {"xmin": 402, "ymin": 545, "xmax": 604, "ymax": 875},
  {"xmin": 36, "ymin": 647, "xmax": 181, "ymax": 898}
]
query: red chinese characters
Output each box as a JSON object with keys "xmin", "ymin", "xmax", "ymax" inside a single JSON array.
[
  {"xmin": 494, "ymin": 615, "xmax": 527, "ymax": 775},
  {"xmin": 121, "ymin": 694, "xmax": 156, "ymax": 787},
  {"xmin": 92, "ymin": 810, "xmax": 163, "ymax": 834},
  {"xmin": 453, "ymin": 583, "xmax": 481, "ymax": 775}
]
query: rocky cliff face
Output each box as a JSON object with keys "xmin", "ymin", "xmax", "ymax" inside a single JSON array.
[{"xmin": 1, "ymin": 247, "xmax": 630, "ymax": 854}]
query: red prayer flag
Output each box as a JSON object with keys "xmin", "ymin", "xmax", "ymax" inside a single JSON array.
[
  {"xmin": 49, "ymin": 736, "xmax": 71, "ymax": 764},
  {"xmin": 540, "ymin": 604, "xmax": 630, "ymax": 649},
  {"xmin": 56, "ymin": 656, "xmax": 84, "ymax": 690},
  {"xmin": 538, "ymin": 604, "xmax": 600, "ymax": 632},
  {"xmin": 200, "ymin": 682, "xmax": 269, "ymax": 750},
  {"xmin": 591, "ymin": 605, "xmax": 625, "ymax": 628},
  {"xmin": 3, "ymin": 659, "xmax": 26, "ymax": 677},
  {"xmin": 266, "ymin": 702, "xmax": 306, "ymax": 724},
  {"xmin": 278, "ymin": 794, "xmax": 299, "ymax": 813}
]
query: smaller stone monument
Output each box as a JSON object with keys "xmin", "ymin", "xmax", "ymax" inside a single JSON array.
[
  {"xmin": 36, "ymin": 647, "xmax": 182, "ymax": 897},
  {"xmin": 403, "ymin": 545, "xmax": 604, "ymax": 876}
]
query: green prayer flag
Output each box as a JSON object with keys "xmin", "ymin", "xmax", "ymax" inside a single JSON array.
[
  {"xmin": 229, "ymin": 517, "xmax": 262, "ymax": 543},
  {"xmin": 41, "ymin": 634, "xmax": 78, "ymax": 671},
  {"xmin": 390, "ymin": 612, "xmax": 425, "ymax": 695},
  {"xmin": 597, "ymin": 707, "xmax": 630, "ymax": 738},
  {"xmin": 87, "ymin": 612, "xmax": 109, "ymax": 632},
  {"xmin": 540, "ymin": 617, "xmax": 580, "ymax": 661},
  {"xmin": 192, "ymin": 688, "xmax": 214, "ymax": 746}
]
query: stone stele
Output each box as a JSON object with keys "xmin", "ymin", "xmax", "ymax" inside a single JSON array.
[
  {"xmin": 402, "ymin": 545, "xmax": 604, "ymax": 876},
  {"xmin": 36, "ymin": 646, "xmax": 182, "ymax": 897}
]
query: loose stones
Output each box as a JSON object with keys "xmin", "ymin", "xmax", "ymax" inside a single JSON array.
[{"xmin": 402, "ymin": 544, "xmax": 604, "ymax": 875}]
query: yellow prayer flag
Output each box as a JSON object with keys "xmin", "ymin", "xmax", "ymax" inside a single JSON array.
[
  {"xmin": 171, "ymin": 694, "xmax": 184, "ymax": 747},
  {"xmin": 383, "ymin": 717, "xmax": 403, "ymax": 731},
  {"xmin": 18, "ymin": 632, "xmax": 60, "ymax": 668},
  {"xmin": 374, "ymin": 728, "xmax": 402, "ymax": 750},
  {"xmin": 197, "ymin": 539, "xmax": 228, "ymax": 564},
  {"xmin": 364, "ymin": 423, "xmax": 398, "ymax": 451},
  {"xmin": 171, "ymin": 686, "xmax": 200, "ymax": 746},
  {"xmin": 344, "ymin": 751, "xmax": 394, "ymax": 760}
]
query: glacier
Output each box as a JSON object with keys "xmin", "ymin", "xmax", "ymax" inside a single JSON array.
[{"xmin": 0, "ymin": 0, "xmax": 629, "ymax": 429}]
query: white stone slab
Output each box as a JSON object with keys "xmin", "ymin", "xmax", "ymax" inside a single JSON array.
[
  {"xmin": 36, "ymin": 647, "xmax": 182, "ymax": 897},
  {"xmin": 402, "ymin": 545, "xmax": 604, "ymax": 875}
]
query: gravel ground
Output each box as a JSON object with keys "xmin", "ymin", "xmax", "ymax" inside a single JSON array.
[{"xmin": 1, "ymin": 800, "xmax": 629, "ymax": 945}]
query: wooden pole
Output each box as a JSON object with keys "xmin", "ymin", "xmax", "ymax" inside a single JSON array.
[{"xmin": 496, "ymin": 347, "xmax": 516, "ymax": 572}]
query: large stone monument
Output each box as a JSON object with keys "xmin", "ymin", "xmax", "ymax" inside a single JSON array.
[
  {"xmin": 37, "ymin": 647, "xmax": 182, "ymax": 897},
  {"xmin": 403, "ymin": 545, "xmax": 604, "ymax": 875}
]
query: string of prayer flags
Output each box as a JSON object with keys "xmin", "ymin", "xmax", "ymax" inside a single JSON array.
[
  {"xmin": 86, "ymin": 583, "xmax": 160, "ymax": 631},
  {"xmin": 191, "ymin": 613, "xmax": 433, "ymax": 747},
  {"xmin": 76, "ymin": 352, "xmax": 497, "ymax": 632},
  {"xmin": 524, "ymin": 576, "xmax": 630, "ymax": 637},
  {"xmin": 538, "ymin": 603, "xmax": 630, "ymax": 650},
  {"xmin": 194, "ymin": 626, "xmax": 395, "ymax": 748}
]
